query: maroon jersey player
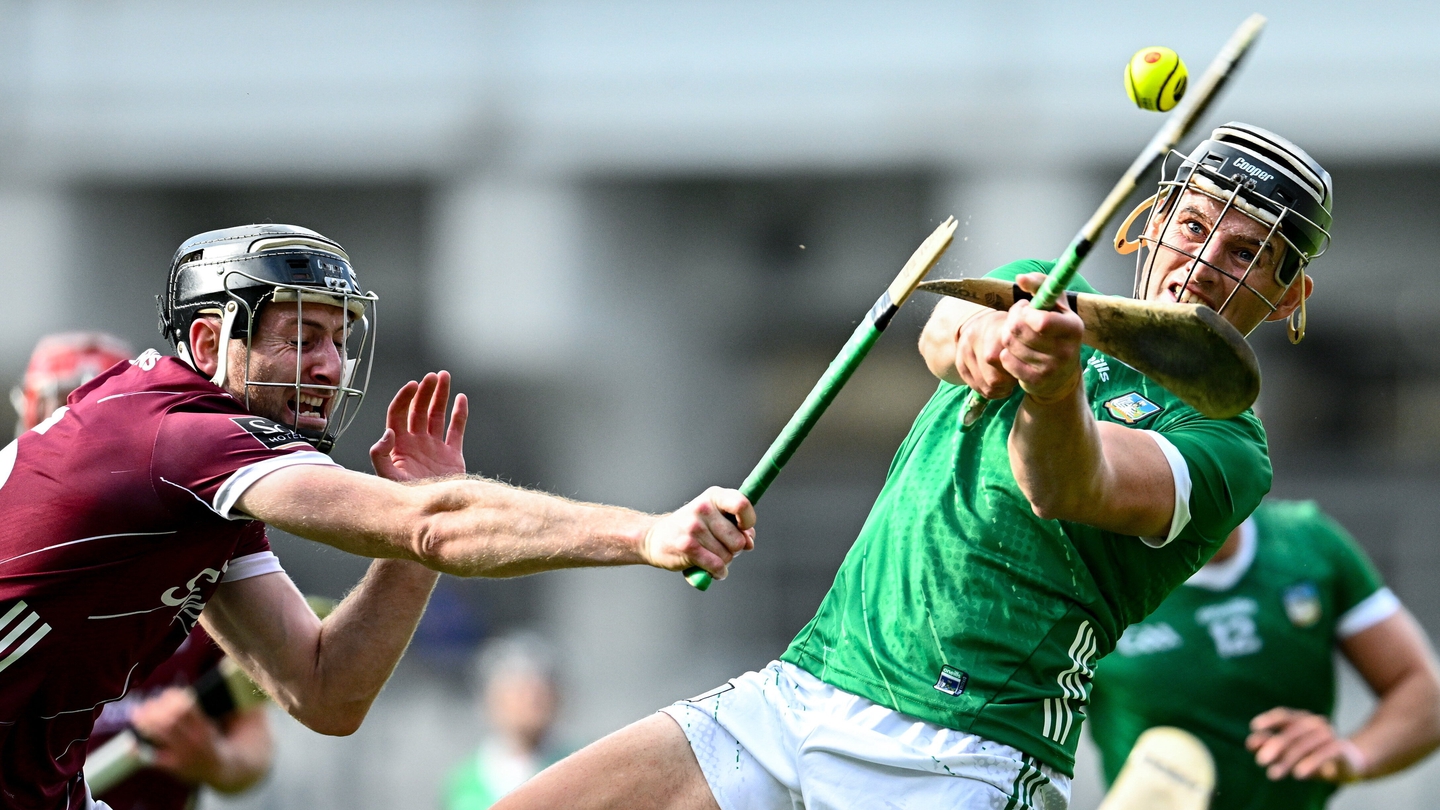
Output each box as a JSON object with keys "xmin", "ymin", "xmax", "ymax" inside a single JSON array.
[
  {"xmin": 0, "ymin": 224, "xmax": 756, "ymax": 809},
  {"xmin": 12, "ymin": 332, "xmax": 273, "ymax": 808}
]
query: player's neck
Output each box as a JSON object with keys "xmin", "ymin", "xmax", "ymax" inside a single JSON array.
[{"xmin": 1208, "ymin": 527, "xmax": 1244, "ymax": 563}]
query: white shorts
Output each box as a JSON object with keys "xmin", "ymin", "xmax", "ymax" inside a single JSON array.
[{"xmin": 661, "ymin": 661, "xmax": 1069, "ymax": 810}]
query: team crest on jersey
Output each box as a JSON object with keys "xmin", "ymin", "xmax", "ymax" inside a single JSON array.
[
  {"xmin": 231, "ymin": 416, "xmax": 312, "ymax": 451},
  {"xmin": 1283, "ymin": 582, "xmax": 1323, "ymax": 628},
  {"xmin": 933, "ymin": 665, "xmax": 969, "ymax": 696},
  {"xmin": 1103, "ymin": 392, "xmax": 1161, "ymax": 424}
]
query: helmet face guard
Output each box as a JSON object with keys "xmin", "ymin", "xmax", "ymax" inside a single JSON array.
[
  {"xmin": 159, "ymin": 226, "xmax": 379, "ymax": 453},
  {"xmin": 222, "ymin": 264, "xmax": 378, "ymax": 454},
  {"xmin": 1117, "ymin": 123, "xmax": 1333, "ymax": 341}
]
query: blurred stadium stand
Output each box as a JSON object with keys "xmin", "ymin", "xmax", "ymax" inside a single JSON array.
[{"xmin": 0, "ymin": 2, "xmax": 1437, "ymax": 807}]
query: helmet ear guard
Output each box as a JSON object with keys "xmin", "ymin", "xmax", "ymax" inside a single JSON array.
[
  {"xmin": 208, "ymin": 301, "xmax": 241, "ymax": 387},
  {"xmin": 1114, "ymin": 194, "xmax": 1158, "ymax": 256}
]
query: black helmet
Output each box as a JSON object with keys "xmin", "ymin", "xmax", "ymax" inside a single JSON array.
[
  {"xmin": 158, "ymin": 224, "xmax": 378, "ymax": 451},
  {"xmin": 1176, "ymin": 123, "xmax": 1332, "ymax": 285}
]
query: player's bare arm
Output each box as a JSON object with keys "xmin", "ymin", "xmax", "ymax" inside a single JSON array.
[
  {"xmin": 1247, "ymin": 608, "xmax": 1440, "ymax": 782},
  {"xmin": 200, "ymin": 373, "xmax": 459, "ymax": 736},
  {"xmin": 186, "ymin": 301, "xmax": 756, "ymax": 582},
  {"xmin": 238, "ymin": 468, "xmax": 754, "ymax": 580},
  {"xmin": 918, "ymin": 296, "xmax": 992, "ymax": 388},
  {"xmin": 1002, "ymin": 275, "xmax": 1176, "ymax": 536}
]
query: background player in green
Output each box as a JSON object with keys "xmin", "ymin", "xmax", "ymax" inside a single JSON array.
[
  {"xmin": 493, "ymin": 124, "xmax": 1330, "ymax": 810},
  {"xmin": 1089, "ymin": 500, "xmax": 1440, "ymax": 809},
  {"xmin": 445, "ymin": 634, "xmax": 571, "ymax": 810}
]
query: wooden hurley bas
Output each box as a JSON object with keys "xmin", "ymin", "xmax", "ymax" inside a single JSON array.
[{"xmin": 920, "ymin": 277, "xmax": 1260, "ymax": 420}]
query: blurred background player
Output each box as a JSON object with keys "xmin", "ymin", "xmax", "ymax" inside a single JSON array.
[
  {"xmin": 1088, "ymin": 499, "xmax": 1440, "ymax": 809},
  {"xmin": 13, "ymin": 331, "xmax": 276, "ymax": 808},
  {"xmin": 11, "ymin": 332, "xmax": 135, "ymax": 438},
  {"xmin": 444, "ymin": 634, "xmax": 570, "ymax": 810}
]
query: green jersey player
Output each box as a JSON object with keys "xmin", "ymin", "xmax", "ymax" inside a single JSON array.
[
  {"xmin": 1089, "ymin": 500, "xmax": 1440, "ymax": 810},
  {"xmin": 496, "ymin": 124, "xmax": 1332, "ymax": 810}
]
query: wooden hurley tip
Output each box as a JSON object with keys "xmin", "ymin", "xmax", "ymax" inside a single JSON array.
[{"xmin": 889, "ymin": 216, "xmax": 959, "ymax": 303}]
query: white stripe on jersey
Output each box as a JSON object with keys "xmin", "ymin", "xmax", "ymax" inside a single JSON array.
[
  {"xmin": 0, "ymin": 530, "xmax": 176, "ymax": 570},
  {"xmin": 1044, "ymin": 621, "xmax": 1097, "ymax": 745},
  {"xmin": 0, "ymin": 600, "xmax": 51, "ymax": 674}
]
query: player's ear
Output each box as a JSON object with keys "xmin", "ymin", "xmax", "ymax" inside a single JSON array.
[
  {"xmin": 1265, "ymin": 272, "xmax": 1313, "ymax": 322},
  {"xmin": 188, "ymin": 317, "xmax": 221, "ymax": 377}
]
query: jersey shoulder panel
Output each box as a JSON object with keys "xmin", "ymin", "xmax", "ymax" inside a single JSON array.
[
  {"xmin": 1255, "ymin": 500, "xmax": 1385, "ymax": 613},
  {"xmin": 105, "ymin": 355, "xmax": 322, "ymax": 516},
  {"xmin": 982, "ymin": 259, "xmax": 1102, "ymax": 295},
  {"xmin": 1083, "ymin": 354, "xmax": 1271, "ymax": 549}
]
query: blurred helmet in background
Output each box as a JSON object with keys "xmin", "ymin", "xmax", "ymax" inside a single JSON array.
[{"xmin": 13, "ymin": 331, "xmax": 133, "ymax": 436}]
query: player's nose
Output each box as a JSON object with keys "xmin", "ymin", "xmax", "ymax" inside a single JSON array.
[{"xmin": 306, "ymin": 340, "xmax": 343, "ymax": 385}]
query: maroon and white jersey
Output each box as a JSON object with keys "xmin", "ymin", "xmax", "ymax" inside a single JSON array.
[{"xmin": 0, "ymin": 349, "xmax": 338, "ymax": 809}]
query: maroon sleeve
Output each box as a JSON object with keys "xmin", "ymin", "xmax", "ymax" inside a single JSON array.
[
  {"xmin": 151, "ymin": 410, "xmax": 337, "ymax": 520},
  {"xmin": 231, "ymin": 521, "xmax": 272, "ymax": 559}
]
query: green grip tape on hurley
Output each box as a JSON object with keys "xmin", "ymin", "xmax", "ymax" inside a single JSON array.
[
  {"xmin": 958, "ymin": 242, "xmax": 1086, "ymax": 428},
  {"xmin": 685, "ymin": 567, "xmax": 713, "ymax": 590},
  {"xmin": 682, "ymin": 316, "xmax": 886, "ymax": 591}
]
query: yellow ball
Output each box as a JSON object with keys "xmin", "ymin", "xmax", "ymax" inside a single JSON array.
[{"xmin": 1124, "ymin": 46, "xmax": 1188, "ymax": 112}]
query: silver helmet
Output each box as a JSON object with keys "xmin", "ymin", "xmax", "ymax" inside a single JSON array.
[
  {"xmin": 1117, "ymin": 123, "xmax": 1333, "ymax": 342},
  {"xmin": 157, "ymin": 224, "xmax": 378, "ymax": 452}
]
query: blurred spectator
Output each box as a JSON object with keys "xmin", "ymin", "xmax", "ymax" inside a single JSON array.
[
  {"xmin": 445, "ymin": 634, "xmax": 570, "ymax": 809},
  {"xmin": 14, "ymin": 332, "xmax": 274, "ymax": 808}
]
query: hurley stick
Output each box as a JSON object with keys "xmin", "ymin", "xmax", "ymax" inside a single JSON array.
[
  {"xmin": 685, "ymin": 217, "xmax": 958, "ymax": 591},
  {"xmin": 1098, "ymin": 726, "xmax": 1216, "ymax": 810},
  {"xmin": 958, "ymin": 13, "xmax": 1267, "ymax": 427},
  {"xmin": 921, "ymin": 277, "xmax": 1259, "ymax": 419}
]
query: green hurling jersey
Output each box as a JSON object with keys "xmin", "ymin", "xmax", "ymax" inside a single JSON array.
[
  {"xmin": 1088, "ymin": 500, "xmax": 1391, "ymax": 810},
  {"xmin": 781, "ymin": 259, "xmax": 1272, "ymax": 776}
]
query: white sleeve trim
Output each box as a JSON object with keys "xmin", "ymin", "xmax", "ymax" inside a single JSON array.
[
  {"xmin": 1337, "ymin": 587, "xmax": 1401, "ymax": 639},
  {"xmin": 223, "ymin": 551, "xmax": 285, "ymax": 583},
  {"xmin": 1139, "ymin": 430, "xmax": 1192, "ymax": 549},
  {"xmin": 213, "ymin": 450, "xmax": 339, "ymax": 520}
]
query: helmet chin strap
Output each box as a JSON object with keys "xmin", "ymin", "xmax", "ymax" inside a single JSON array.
[{"xmin": 209, "ymin": 302, "xmax": 240, "ymax": 387}]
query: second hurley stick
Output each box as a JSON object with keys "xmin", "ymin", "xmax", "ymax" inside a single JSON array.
[{"xmin": 684, "ymin": 216, "xmax": 958, "ymax": 591}]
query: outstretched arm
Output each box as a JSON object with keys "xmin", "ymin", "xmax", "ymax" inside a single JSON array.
[
  {"xmin": 200, "ymin": 373, "xmax": 461, "ymax": 735},
  {"xmin": 235, "ymin": 385, "xmax": 755, "ymax": 581},
  {"xmin": 1248, "ymin": 608, "xmax": 1440, "ymax": 782}
]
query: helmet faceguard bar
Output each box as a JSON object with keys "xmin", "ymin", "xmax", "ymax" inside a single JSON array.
[{"xmin": 219, "ymin": 267, "xmax": 378, "ymax": 454}]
